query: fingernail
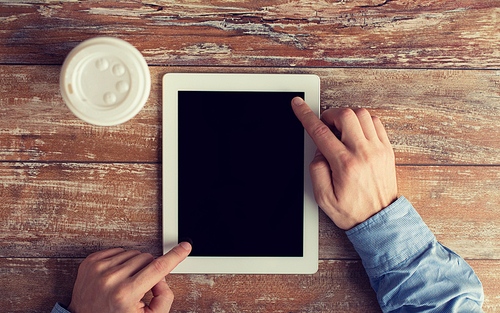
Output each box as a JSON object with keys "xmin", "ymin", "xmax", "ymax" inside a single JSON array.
[
  {"xmin": 315, "ymin": 149, "xmax": 323, "ymax": 156},
  {"xmin": 179, "ymin": 241, "xmax": 191, "ymax": 251},
  {"xmin": 293, "ymin": 97, "xmax": 304, "ymax": 106},
  {"xmin": 161, "ymin": 277, "xmax": 167, "ymax": 283}
]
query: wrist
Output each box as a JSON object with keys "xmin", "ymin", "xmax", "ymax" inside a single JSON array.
[{"xmin": 346, "ymin": 196, "xmax": 435, "ymax": 278}]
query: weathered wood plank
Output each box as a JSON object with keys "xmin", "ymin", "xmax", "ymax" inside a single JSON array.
[
  {"xmin": 1, "ymin": 1, "xmax": 499, "ymax": 68},
  {"xmin": 1, "ymin": 65, "xmax": 499, "ymax": 164},
  {"xmin": 0, "ymin": 162, "xmax": 162, "ymax": 258},
  {"xmin": 0, "ymin": 257, "xmax": 77, "ymax": 313},
  {"xmin": 168, "ymin": 260, "xmax": 381, "ymax": 313},
  {"xmin": 1, "ymin": 258, "xmax": 498, "ymax": 313},
  {"xmin": 398, "ymin": 166, "xmax": 500, "ymax": 260},
  {"xmin": 1, "ymin": 162, "xmax": 499, "ymax": 259},
  {"xmin": 469, "ymin": 260, "xmax": 500, "ymax": 313}
]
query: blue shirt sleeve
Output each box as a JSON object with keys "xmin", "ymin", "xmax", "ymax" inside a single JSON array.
[
  {"xmin": 346, "ymin": 196, "xmax": 484, "ymax": 312},
  {"xmin": 51, "ymin": 302, "xmax": 71, "ymax": 313}
]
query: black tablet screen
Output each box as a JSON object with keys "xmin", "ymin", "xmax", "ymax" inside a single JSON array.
[{"xmin": 178, "ymin": 91, "xmax": 305, "ymax": 257}]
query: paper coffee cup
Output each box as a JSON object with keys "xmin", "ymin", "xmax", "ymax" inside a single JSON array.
[{"xmin": 60, "ymin": 37, "xmax": 151, "ymax": 126}]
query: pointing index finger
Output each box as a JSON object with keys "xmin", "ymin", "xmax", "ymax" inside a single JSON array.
[
  {"xmin": 133, "ymin": 242, "xmax": 192, "ymax": 293},
  {"xmin": 291, "ymin": 97, "xmax": 344, "ymax": 160}
]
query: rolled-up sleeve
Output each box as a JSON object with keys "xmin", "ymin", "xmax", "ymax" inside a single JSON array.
[{"xmin": 346, "ymin": 196, "xmax": 484, "ymax": 312}]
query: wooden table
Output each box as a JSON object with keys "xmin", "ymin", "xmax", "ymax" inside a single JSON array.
[{"xmin": 1, "ymin": 1, "xmax": 500, "ymax": 312}]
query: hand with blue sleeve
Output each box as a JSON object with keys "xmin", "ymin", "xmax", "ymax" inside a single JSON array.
[
  {"xmin": 291, "ymin": 97, "xmax": 484, "ymax": 312},
  {"xmin": 291, "ymin": 96, "xmax": 398, "ymax": 230}
]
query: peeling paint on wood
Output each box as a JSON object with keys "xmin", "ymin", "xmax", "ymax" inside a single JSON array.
[
  {"xmin": 1, "ymin": 163, "xmax": 499, "ymax": 260},
  {"xmin": 1, "ymin": 1, "xmax": 500, "ymax": 67},
  {"xmin": 0, "ymin": 162, "xmax": 162, "ymax": 258},
  {"xmin": 1, "ymin": 65, "xmax": 499, "ymax": 164}
]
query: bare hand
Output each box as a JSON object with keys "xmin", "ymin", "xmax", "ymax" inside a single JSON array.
[
  {"xmin": 292, "ymin": 97, "xmax": 398, "ymax": 230},
  {"xmin": 67, "ymin": 243, "xmax": 192, "ymax": 313}
]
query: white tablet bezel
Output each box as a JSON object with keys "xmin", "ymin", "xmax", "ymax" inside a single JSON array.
[{"xmin": 162, "ymin": 73, "xmax": 319, "ymax": 274}]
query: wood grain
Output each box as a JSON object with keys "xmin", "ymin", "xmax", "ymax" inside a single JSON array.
[
  {"xmin": 2, "ymin": 1, "xmax": 499, "ymax": 311},
  {"xmin": 1, "ymin": 257, "xmax": 498, "ymax": 313},
  {"xmin": 0, "ymin": 162, "xmax": 162, "ymax": 258},
  {"xmin": 1, "ymin": 65, "xmax": 499, "ymax": 164},
  {"xmin": 0, "ymin": 257, "xmax": 78, "ymax": 313},
  {"xmin": 1, "ymin": 1, "xmax": 500, "ymax": 68},
  {"xmin": 1, "ymin": 162, "xmax": 499, "ymax": 260}
]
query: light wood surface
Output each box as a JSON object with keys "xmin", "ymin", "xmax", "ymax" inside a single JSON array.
[
  {"xmin": 1, "ymin": 1, "xmax": 500, "ymax": 68},
  {"xmin": 1, "ymin": 1, "xmax": 499, "ymax": 312}
]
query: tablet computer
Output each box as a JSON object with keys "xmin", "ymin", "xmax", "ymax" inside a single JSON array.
[{"xmin": 162, "ymin": 73, "xmax": 319, "ymax": 274}]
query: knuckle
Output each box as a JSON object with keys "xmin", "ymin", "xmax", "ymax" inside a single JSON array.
[
  {"xmin": 300, "ymin": 107, "xmax": 316, "ymax": 118},
  {"xmin": 151, "ymin": 258, "xmax": 169, "ymax": 276},
  {"xmin": 141, "ymin": 252, "xmax": 155, "ymax": 263},
  {"xmin": 77, "ymin": 261, "xmax": 88, "ymax": 276},
  {"xmin": 82, "ymin": 248, "xmax": 126, "ymax": 269},
  {"xmin": 337, "ymin": 150, "xmax": 354, "ymax": 168},
  {"xmin": 339, "ymin": 108, "xmax": 356, "ymax": 121},
  {"xmin": 96, "ymin": 271, "xmax": 118, "ymax": 290},
  {"xmin": 165, "ymin": 287, "xmax": 174, "ymax": 302},
  {"xmin": 129, "ymin": 249, "xmax": 142, "ymax": 255},
  {"xmin": 84, "ymin": 253, "xmax": 101, "ymax": 264},
  {"xmin": 111, "ymin": 282, "xmax": 133, "ymax": 304},
  {"xmin": 309, "ymin": 158, "xmax": 329, "ymax": 173},
  {"xmin": 88, "ymin": 260, "xmax": 109, "ymax": 276},
  {"xmin": 337, "ymin": 153, "xmax": 362, "ymax": 180},
  {"xmin": 364, "ymin": 142, "xmax": 392, "ymax": 162},
  {"xmin": 354, "ymin": 108, "xmax": 370, "ymax": 118},
  {"xmin": 310, "ymin": 123, "xmax": 332, "ymax": 140},
  {"xmin": 78, "ymin": 258, "xmax": 90, "ymax": 270}
]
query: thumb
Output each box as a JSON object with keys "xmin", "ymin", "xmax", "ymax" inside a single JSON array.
[{"xmin": 147, "ymin": 279, "xmax": 174, "ymax": 312}]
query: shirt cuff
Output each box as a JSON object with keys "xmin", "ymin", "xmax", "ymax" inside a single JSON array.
[
  {"xmin": 346, "ymin": 196, "xmax": 436, "ymax": 278},
  {"xmin": 51, "ymin": 302, "xmax": 71, "ymax": 313}
]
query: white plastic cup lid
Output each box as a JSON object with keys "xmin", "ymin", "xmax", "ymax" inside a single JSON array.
[{"xmin": 60, "ymin": 37, "xmax": 151, "ymax": 126}]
